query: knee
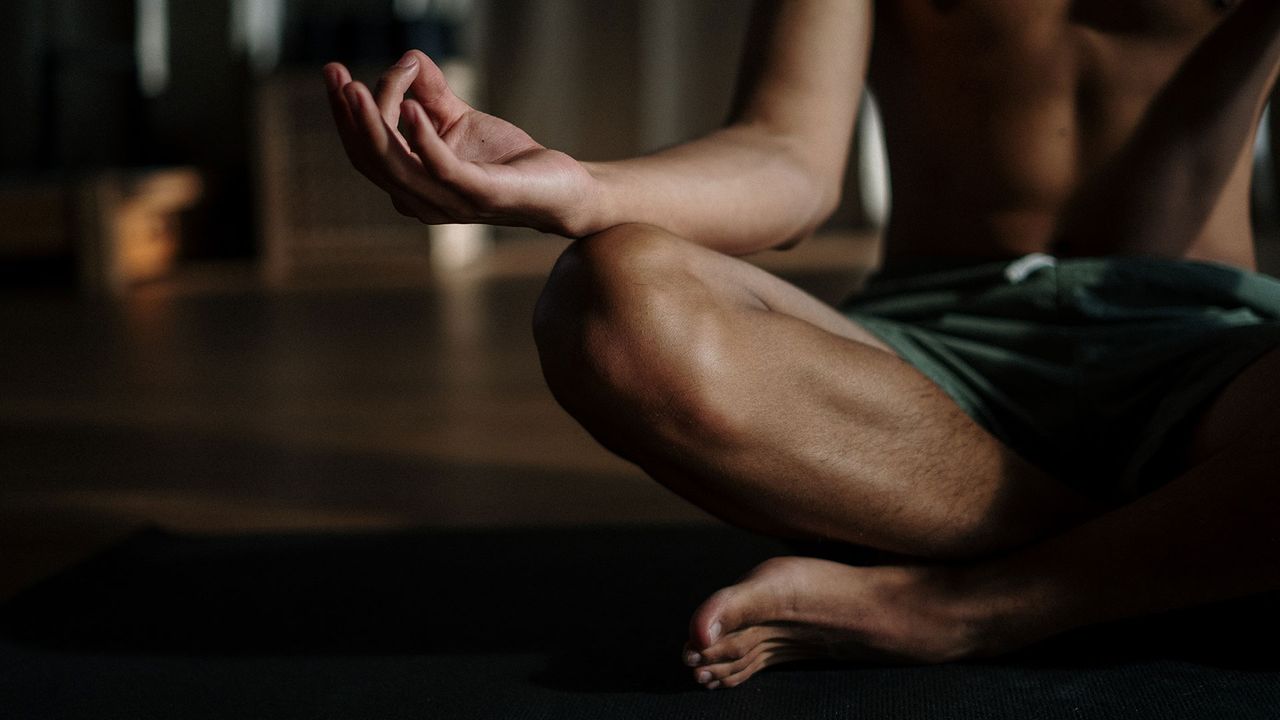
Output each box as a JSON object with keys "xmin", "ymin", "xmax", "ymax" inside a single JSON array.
[
  {"xmin": 533, "ymin": 224, "xmax": 700, "ymax": 392},
  {"xmin": 535, "ymin": 222, "xmax": 681, "ymax": 309},
  {"xmin": 532, "ymin": 225, "xmax": 743, "ymax": 443},
  {"xmin": 533, "ymin": 223, "xmax": 682, "ymax": 354}
]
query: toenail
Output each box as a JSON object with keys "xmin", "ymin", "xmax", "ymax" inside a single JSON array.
[
  {"xmin": 706, "ymin": 680, "xmax": 721, "ymax": 690},
  {"xmin": 697, "ymin": 670, "xmax": 711, "ymax": 684},
  {"xmin": 684, "ymin": 651, "xmax": 701, "ymax": 666},
  {"xmin": 709, "ymin": 621, "xmax": 721, "ymax": 643}
]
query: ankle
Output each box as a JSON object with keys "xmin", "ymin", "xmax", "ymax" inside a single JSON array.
[{"xmin": 943, "ymin": 561, "xmax": 1072, "ymax": 658}]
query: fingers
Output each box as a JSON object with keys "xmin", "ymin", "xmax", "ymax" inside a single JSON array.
[
  {"xmin": 324, "ymin": 57, "xmax": 485, "ymax": 224},
  {"xmin": 324, "ymin": 63, "xmax": 397, "ymax": 189},
  {"xmin": 323, "ymin": 62, "xmax": 358, "ymax": 145},
  {"xmin": 342, "ymin": 80, "xmax": 451, "ymax": 201},
  {"xmin": 375, "ymin": 49, "xmax": 469, "ymax": 136},
  {"xmin": 373, "ymin": 52, "xmax": 421, "ymax": 133},
  {"xmin": 401, "ymin": 100, "xmax": 460, "ymax": 180},
  {"xmin": 339, "ymin": 80, "xmax": 407, "ymax": 190},
  {"xmin": 401, "ymin": 98, "xmax": 493, "ymax": 207},
  {"xmin": 323, "ymin": 62, "xmax": 352, "ymax": 97},
  {"xmin": 403, "ymin": 50, "xmax": 469, "ymax": 130}
]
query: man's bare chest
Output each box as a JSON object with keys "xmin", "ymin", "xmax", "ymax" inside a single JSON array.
[{"xmin": 899, "ymin": 0, "xmax": 1230, "ymax": 39}]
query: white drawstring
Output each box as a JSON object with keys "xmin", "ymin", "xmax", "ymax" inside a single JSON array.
[{"xmin": 1004, "ymin": 253, "xmax": 1058, "ymax": 283}]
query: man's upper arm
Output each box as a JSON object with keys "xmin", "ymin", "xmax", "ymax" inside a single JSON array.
[{"xmin": 730, "ymin": 0, "xmax": 874, "ymax": 192}]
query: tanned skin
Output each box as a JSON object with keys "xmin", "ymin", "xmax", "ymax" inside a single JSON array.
[{"xmin": 325, "ymin": 0, "xmax": 1280, "ymax": 690}]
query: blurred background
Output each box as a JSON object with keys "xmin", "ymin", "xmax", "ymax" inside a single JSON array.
[
  {"xmin": 2, "ymin": 0, "xmax": 1279, "ymax": 600},
  {"xmin": 0, "ymin": 0, "xmax": 889, "ymax": 601},
  {"xmin": 0, "ymin": 0, "xmax": 889, "ymax": 291}
]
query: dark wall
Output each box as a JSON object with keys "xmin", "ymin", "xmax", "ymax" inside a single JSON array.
[
  {"xmin": 157, "ymin": 2, "xmax": 254, "ymax": 257},
  {"xmin": 0, "ymin": 0, "xmax": 140, "ymax": 171},
  {"xmin": 0, "ymin": 1, "xmax": 49, "ymax": 170}
]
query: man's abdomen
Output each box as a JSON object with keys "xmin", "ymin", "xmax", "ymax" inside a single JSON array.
[{"xmin": 869, "ymin": 0, "xmax": 1259, "ymax": 268}]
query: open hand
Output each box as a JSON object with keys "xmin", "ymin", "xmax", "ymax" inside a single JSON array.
[{"xmin": 324, "ymin": 51, "xmax": 601, "ymax": 236}]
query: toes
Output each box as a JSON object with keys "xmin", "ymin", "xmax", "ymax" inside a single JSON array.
[
  {"xmin": 696, "ymin": 643, "xmax": 808, "ymax": 690},
  {"xmin": 718, "ymin": 649, "xmax": 804, "ymax": 689},
  {"xmin": 689, "ymin": 557, "xmax": 800, "ymax": 650},
  {"xmin": 695, "ymin": 639, "xmax": 777, "ymax": 685},
  {"xmin": 688, "ymin": 590, "xmax": 728, "ymax": 650},
  {"xmin": 697, "ymin": 625, "xmax": 770, "ymax": 665},
  {"xmin": 689, "ymin": 585, "xmax": 757, "ymax": 649},
  {"xmin": 681, "ymin": 642, "xmax": 701, "ymax": 667},
  {"xmin": 713, "ymin": 657, "xmax": 764, "ymax": 690}
]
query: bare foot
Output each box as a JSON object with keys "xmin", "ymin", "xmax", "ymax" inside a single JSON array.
[{"xmin": 683, "ymin": 556, "xmax": 988, "ymax": 689}]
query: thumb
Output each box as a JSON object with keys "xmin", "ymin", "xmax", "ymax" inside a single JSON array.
[{"xmin": 402, "ymin": 50, "xmax": 469, "ymax": 131}]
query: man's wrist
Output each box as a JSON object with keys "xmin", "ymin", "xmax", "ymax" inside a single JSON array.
[{"xmin": 563, "ymin": 161, "xmax": 618, "ymax": 238}]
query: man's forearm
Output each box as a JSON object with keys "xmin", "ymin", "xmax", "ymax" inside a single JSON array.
[
  {"xmin": 580, "ymin": 123, "xmax": 841, "ymax": 256},
  {"xmin": 575, "ymin": 0, "xmax": 871, "ymax": 255},
  {"xmin": 327, "ymin": 1, "xmax": 869, "ymax": 253}
]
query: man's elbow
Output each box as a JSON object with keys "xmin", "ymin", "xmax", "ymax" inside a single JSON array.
[
  {"xmin": 776, "ymin": 184, "xmax": 842, "ymax": 251},
  {"xmin": 814, "ymin": 182, "xmax": 843, "ymax": 229}
]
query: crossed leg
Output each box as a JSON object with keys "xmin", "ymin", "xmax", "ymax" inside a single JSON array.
[
  {"xmin": 533, "ymin": 224, "xmax": 1097, "ymax": 557},
  {"xmin": 532, "ymin": 223, "xmax": 1101, "ymax": 685}
]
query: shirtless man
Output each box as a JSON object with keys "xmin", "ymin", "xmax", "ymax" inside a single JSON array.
[{"xmin": 324, "ymin": 0, "xmax": 1280, "ymax": 690}]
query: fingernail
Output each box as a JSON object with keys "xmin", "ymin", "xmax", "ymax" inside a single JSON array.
[
  {"xmin": 706, "ymin": 680, "xmax": 721, "ymax": 690},
  {"xmin": 708, "ymin": 622, "xmax": 721, "ymax": 643},
  {"xmin": 683, "ymin": 651, "xmax": 701, "ymax": 667},
  {"xmin": 697, "ymin": 671, "xmax": 711, "ymax": 684},
  {"xmin": 395, "ymin": 52, "xmax": 418, "ymax": 69}
]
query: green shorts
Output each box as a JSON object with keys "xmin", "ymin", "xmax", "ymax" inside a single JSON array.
[{"xmin": 842, "ymin": 254, "xmax": 1280, "ymax": 502}]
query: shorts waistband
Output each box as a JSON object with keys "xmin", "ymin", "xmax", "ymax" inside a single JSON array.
[{"xmin": 862, "ymin": 253, "xmax": 1261, "ymax": 293}]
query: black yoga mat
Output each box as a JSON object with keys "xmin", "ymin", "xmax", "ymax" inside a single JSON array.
[{"xmin": 3, "ymin": 525, "xmax": 1279, "ymax": 719}]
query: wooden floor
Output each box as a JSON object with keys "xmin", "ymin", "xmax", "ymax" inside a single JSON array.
[{"xmin": 0, "ymin": 233, "xmax": 877, "ymax": 600}]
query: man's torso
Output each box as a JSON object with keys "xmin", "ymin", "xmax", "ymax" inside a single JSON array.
[{"xmin": 869, "ymin": 0, "xmax": 1257, "ymax": 269}]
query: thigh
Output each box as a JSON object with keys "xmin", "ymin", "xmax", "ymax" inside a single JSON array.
[
  {"xmin": 1184, "ymin": 345, "xmax": 1280, "ymax": 469},
  {"xmin": 676, "ymin": 241, "xmax": 897, "ymax": 356},
  {"xmin": 541, "ymin": 226, "xmax": 1097, "ymax": 558}
]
